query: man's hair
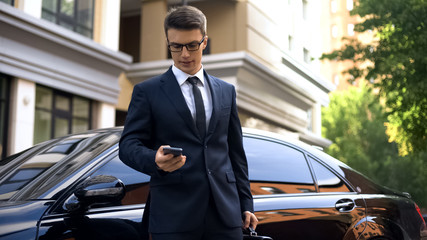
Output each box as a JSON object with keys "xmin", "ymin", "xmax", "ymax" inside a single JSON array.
[{"xmin": 164, "ymin": 6, "xmax": 207, "ymax": 38}]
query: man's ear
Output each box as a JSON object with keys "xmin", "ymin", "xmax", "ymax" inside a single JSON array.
[{"xmin": 203, "ymin": 36, "xmax": 208, "ymax": 49}]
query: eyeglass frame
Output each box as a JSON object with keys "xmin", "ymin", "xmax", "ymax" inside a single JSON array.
[{"xmin": 167, "ymin": 36, "xmax": 206, "ymax": 52}]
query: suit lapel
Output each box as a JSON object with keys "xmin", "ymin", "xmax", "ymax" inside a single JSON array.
[
  {"xmin": 160, "ymin": 68, "xmax": 199, "ymax": 137},
  {"xmin": 159, "ymin": 68, "xmax": 222, "ymax": 142},
  {"xmin": 205, "ymin": 72, "xmax": 221, "ymax": 140}
]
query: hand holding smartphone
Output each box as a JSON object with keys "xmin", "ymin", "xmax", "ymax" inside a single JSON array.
[{"xmin": 163, "ymin": 146, "xmax": 183, "ymax": 157}]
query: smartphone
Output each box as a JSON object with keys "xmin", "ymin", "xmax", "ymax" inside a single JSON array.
[{"xmin": 163, "ymin": 147, "xmax": 183, "ymax": 157}]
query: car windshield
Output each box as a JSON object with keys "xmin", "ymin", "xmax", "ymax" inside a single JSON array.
[{"xmin": 0, "ymin": 129, "xmax": 121, "ymax": 201}]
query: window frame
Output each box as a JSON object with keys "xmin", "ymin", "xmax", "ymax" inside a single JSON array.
[
  {"xmin": 0, "ymin": 0, "xmax": 14, "ymax": 6},
  {"xmin": 34, "ymin": 85, "xmax": 92, "ymax": 144},
  {"xmin": 305, "ymin": 153, "xmax": 357, "ymax": 193},
  {"xmin": 41, "ymin": 0, "xmax": 95, "ymax": 38},
  {"xmin": 52, "ymin": 91, "xmax": 73, "ymax": 138},
  {"xmin": 244, "ymin": 135, "xmax": 318, "ymax": 196},
  {"xmin": 0, "ymin": 74, "xmax": 10, "ymax": 159},
  {"xmin": 244, "ymin": 133, "xmax": 358, "ymax": 198}
]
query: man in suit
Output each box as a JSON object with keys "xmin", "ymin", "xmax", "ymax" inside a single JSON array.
[{"xmin": 119, "ymin": 5, "xmax": 258, "ymax": 240}]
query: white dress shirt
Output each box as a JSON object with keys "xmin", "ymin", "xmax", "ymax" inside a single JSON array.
[{"xmin": 172, "ymin": 65, "xmax": 213, "ymax": 129}]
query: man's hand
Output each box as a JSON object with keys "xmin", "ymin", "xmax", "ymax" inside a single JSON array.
[
  {"xmin": 155, "ymin": 145, "xmax": 186, "ymax": 172},
  {"xmin": 243, "ymin": 211, "xmax": 258, "ymax": 230}
]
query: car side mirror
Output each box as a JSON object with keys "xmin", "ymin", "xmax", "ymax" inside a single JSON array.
[{"xmin": 63, "ymin": 175, "xmax": 125, "ymax": 212}]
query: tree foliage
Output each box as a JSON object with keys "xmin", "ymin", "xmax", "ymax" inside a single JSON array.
[
  {"xmin": 322, "ymin": 83, "xmax": 427, "ymax": 207},
  {"xmin": 321, "ymin": 0, "xmax": 427, "ymax": 155},
  {"xmin": 322, "ymin": 83, "xmax": 397, "ymax": 175}
]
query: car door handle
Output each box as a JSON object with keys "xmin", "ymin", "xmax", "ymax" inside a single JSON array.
[{"xmin": 335, "ymin": 199, "xmax": 355, "ymax": 212}]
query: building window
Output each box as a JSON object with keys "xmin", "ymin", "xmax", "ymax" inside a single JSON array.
[
  {"xmin": 34, "ymin": 85, "xmax": 92, "ymax": 144},
  {"xmin": 331, "ymin": 25, "xmax": 338, "ymax": 38},
  {"xmin": 302, "ymin": 0, "xmax": 308, "ymax": 20},
  {"xmin": 306, "ymin": 108, "xmax": 313, "ymax": 131},
  {"xmin": 41, "ymin": 0, "xmax": 95, "ymax": 38},
  {"xmin": 347, "ymin": 23, "xmax": 355, "ymax": 36},
  {"xmin": 0, "ymin": 0, "xmax": 14, "ymax": 6},
  {"xmin": 347, "ymin": 0, "xmax": 354, "ymax": 11},
  {"xmin": 303, "ymin": 48, "xmax": 310, "ymax": 63},
  {"xmin": 330, "ymin": 0, "xmax": 337, "ymax": 13},
  {"xmin": 0, "ymin": 75, "xmax": 10, "ymax": 159},
  {"xmin": 333, "ymin": 74, "xmax": 340, "ymax": 86}
]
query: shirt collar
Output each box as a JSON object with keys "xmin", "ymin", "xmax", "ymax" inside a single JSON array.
[{"xmin": 172, "ymin": 65, "xmax": 205, "ymax": 86}]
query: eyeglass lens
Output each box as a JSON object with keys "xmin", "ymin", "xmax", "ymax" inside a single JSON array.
[{"xmin": 169, "ymin": 37, "xmax": 205, "ymax": 52}]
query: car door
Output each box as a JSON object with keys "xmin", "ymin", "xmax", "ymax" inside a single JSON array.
[
  {"xmin": 37, "ymin": 152, "xmax": 151, "ymax": 240},
  {"xmin": 244, "ymin": 136, "xmax": 366, "ymax": 240}
]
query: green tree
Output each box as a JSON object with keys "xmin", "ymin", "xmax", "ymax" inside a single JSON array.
[
  {"xmin": 321, "ymin": 0, "xmax": 427, "ymax": 155},
  {"xmin": 384, "ymin": 151, "xmax": 427, "ymax": 207},
  {"xmin": 322, "ymin": 83, "xmax": 398, "ymax": 176},
  {"xmin": 322, "ymin": 83, "xmax": 427, "ymax": 207}
]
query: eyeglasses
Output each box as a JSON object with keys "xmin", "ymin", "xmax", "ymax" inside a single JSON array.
[{"xmin": 168, "ymin": 36, "xmax": 205, "ymax": 52}]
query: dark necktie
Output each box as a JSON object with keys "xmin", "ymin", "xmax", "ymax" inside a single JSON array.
[{"xmin": 187, "ymin": 77, "xmax": 206, "ymax": 139}]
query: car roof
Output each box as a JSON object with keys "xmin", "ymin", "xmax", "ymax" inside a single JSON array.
[
  {"xmin": 60, "ymin": 127, "xmax": 351, "ymax": 175},
  {"xmin": 80, "ymin": 126, "xmax": 351, "ymax": 175},
  {"xmin": 242, "ymin": 127, "xmax": 352, "ymax": 177}
]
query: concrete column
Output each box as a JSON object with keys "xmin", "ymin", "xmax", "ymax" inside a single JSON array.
[
  {"xmin": 140, "ymin": 0, "xmax": 168, "ymax": 61},
  {"xmin": 312, "ymin": 102, "xmax": 322, "ymax": 136},
  {"xmin": 9, "ymin": 78, "xmax": 35, "ymax": 154},
  {"xmin": 116, "ymin": 73, "xmax": 133, "ymax": 111},
  {"xmin": 235, "ymin": 0, "xmax": 248, "ymax": 52},
  {"xmin": 96, "ymin": 102, "xmax": 116, "ymax": 128},
  {"xmin": 98, "ymin": 0, "xmax": 121, "ymax": 51},
  {"xmin": 17, "ymin": 0, "xmax": 42, "ymax": 18}
]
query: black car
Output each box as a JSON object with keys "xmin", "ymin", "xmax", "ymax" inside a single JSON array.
[{"xmin": 0, "ymin": 127, "xmax": 425, "ymax": 240}]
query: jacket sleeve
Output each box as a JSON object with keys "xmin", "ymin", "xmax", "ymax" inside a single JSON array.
[
  {"xmin": 119, "ymin": 84, "xmax": 161, "ymax": 177},
  {"xmin": 227, "ymin": 86, "xmax": 254, "ymax": 214}
]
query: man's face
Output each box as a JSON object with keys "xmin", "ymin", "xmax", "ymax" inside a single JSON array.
[{"xmin": 167, "ymin": 28, "xmax": 207, "ymax": 75}]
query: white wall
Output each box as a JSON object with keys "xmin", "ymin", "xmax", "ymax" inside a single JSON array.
[
  {"xmin": 245, "ymin": 0, "xmax": 330, "ymax": 138},
  {"xmin": 17, "ymin": 0, "xmax": 42, "ymax": 18},
  {"xmin": 96, "ymin": 102, "xmax": 116, "ymax": 128},
  {"xmin": 99, "ymin": 0, "xmax": 121, "ymax": 51},
  {"xmin": 312, "ymin": 102, "xmax": 322, "ymax": 136},
  {"xmin": 16, "ymin": 0, "xmax": 121, "ymax": 51},
  {"xmin": 9, "ymin": 79, "xmax": 35, "ymax": 154},
  {"xmin": 247, "ymin": 0, "xmax": 322, "ymax": 71}
]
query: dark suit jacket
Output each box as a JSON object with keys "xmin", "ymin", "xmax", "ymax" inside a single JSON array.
[{"xmin": 119, "ymin": 67, "xmax": 253, "ymax": 234}]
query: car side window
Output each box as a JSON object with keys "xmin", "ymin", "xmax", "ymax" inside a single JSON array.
[
  {"xmin": 90, "ymin": 155, "xmax": 151, "ymax": 205},
  {"xmin": 244, "ymin": 136, "xmax": 316, "ymax": 195},
  {"xmin": 309, "ymin": 156, "xmax": 352, "ymax": 193}
]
